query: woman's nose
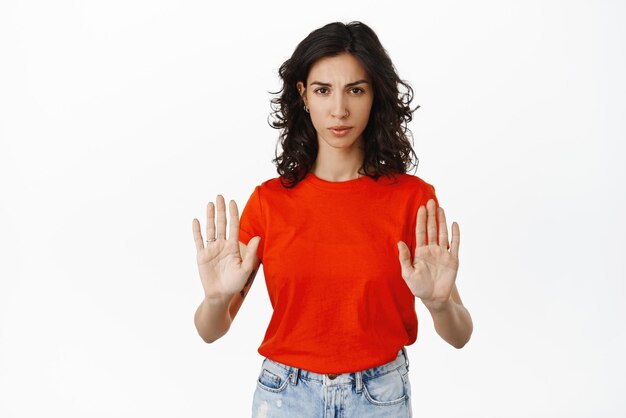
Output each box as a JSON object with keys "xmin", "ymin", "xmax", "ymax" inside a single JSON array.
[{"xmin": 330, "ymin": 95, "xmax": 348, "ymax": 119}]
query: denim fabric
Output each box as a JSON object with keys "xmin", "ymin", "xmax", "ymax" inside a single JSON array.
[{"xmin": 251, "ymin": 347, "xmax": 412, "ymax": 418}]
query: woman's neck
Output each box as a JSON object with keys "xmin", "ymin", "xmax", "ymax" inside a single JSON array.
[
  {"xmin": 311, "ymin": 138, "xmax": 365, "ymax": 182},
  {"xmin": 311, "ymin": 150, "xmax": 363, "ymax": 181}
]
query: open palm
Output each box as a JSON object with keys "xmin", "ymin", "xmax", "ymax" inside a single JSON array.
[
  {"xmin": 397, "ymin": 199, "xmax": 460, "ymax": 303},
  {"xmin": 192, "ymin": 195, "xmax": 261, "ymax": 301}
]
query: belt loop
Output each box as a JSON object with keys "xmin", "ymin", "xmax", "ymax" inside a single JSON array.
[
  {"xmin": 401, "ymin": 346, "xmax": 410, "ymax": 371},
  {"xmin": 355, "ymin": 370, "xmax": 363, "ymax": 393},
  {"xmin": 289, "ymin": 367, "xmax": 299, "ymax": 385}
]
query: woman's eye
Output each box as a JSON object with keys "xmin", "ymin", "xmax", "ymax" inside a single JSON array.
[{"xmin": 314, "ymin": 87, "xmax": 364, "ymax": 95}]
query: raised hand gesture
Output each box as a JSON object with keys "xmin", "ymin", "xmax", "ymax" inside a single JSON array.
[
  {"xmin": 192, "ymin": 195, "xmax": 261, "ymax": 302},
  {"xmin": 397, "ymin": 199, "xmax": 460, "ymax": 307}
]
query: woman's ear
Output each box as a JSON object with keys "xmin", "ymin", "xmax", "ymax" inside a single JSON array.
[{"xmin": 296, "ymin": 81, "xmax": 307, "ymax": 105}]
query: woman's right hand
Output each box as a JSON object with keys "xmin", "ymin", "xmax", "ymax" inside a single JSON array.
[{"xmin": 192, "ymin": 194, "xmax": 261, "ymax": 302}]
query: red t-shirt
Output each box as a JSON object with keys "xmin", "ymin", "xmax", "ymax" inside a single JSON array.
[{"xmin": 238, "ymin": 171, "xmax": 441, "ymax": 374}]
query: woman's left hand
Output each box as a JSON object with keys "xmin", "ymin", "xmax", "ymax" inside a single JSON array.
[{"xmin": 397, "ymin": 199, "xmax": 460, "ymax": 306}]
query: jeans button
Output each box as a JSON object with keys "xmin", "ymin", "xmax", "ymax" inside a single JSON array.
[{"xmin": 327, "ymin": 374, "xmax": 338, "ymax": 379}]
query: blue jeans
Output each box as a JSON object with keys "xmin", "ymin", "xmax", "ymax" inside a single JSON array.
[{"xmin": 251, "ymin": 347, "xmax": 412, "ymax": 417}]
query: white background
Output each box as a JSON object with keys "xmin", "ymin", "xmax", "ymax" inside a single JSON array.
[{"xmin": 1, "ymin": 1, "xmax": 624, "ymax": 417}]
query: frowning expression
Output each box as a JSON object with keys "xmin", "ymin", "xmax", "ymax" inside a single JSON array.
[{"xmin": 297, "ymin": 53, "xmax": 374, "ymax": 152}]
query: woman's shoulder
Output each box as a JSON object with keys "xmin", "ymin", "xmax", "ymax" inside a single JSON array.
[
  {"xmin": 254, "ymin": 173, "xmax": 311, "ymax": 192},
  {"xmin": 379, "ymin": 171, "xmax": 436, "ymax": 191},
  {"xmin": 247, "ymin": 176, "xmax": 288, "ymax": 199},
  {"xmin": 256, "ymin": 176, "xmax": 285, "ymax": 191}
]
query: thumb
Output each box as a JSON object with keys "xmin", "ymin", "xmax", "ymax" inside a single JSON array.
[
  {"xmin": 241, "ymin": 236, "xmax": 261, "ymax": 271},
  {"xmin": 397, "ymin": 241, "xmax": 413, "ymax": 278}
]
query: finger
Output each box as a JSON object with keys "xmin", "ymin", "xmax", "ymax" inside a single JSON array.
[
  {"xmin": 437, "ymin": 207, "xmax": 450, "ymax": 250},
  {"xmin": 397, "ymin": 240, "xmax": 413, "ymax": 278},
  {"xmin": 228, "ymin": 200, "xmax": 240, "ymax": 243},
  {"xmin": 450, "ymin": 221, "xmax": 460, "ymax": 258},
  {"xmin": 216, "ymin": 194, "xmax": 227, "ymax": 240},
  {"xmin": 415, "ymin": 205, "xmax": 427, "ymax": 248},
  {"xmin": 426, "ymin": 199, "xmax": 437, "ymax": 245},
  {"xmin": 241, "ymin": 236, "xmax": 262, "ymax": 271},
  {"xmin": 192, "ymin": 218, "xmax": 204, "ymax": 251},
  {"xmin": 206, "ymin": 201, "xmax": 216, "ymax": 242}
]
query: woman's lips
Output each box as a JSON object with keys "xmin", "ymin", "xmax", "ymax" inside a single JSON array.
[{"xmin": 329, "ymin": 127, "xmax": 352, "ymax": 137}]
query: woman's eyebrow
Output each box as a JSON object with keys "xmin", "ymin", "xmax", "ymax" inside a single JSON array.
[{"xmin": 310, "ymin": 79, "xmax": 369, "ymax": 87}]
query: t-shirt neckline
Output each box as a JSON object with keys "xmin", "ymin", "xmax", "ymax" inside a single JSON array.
[{"xmin": 303, "ymin": 171, "xmax": 372, "ymax": 191}]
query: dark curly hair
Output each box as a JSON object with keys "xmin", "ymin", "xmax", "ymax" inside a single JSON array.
[{"xmin": 268, "ymin": 21, "xmax": 420, "ymax": 188}]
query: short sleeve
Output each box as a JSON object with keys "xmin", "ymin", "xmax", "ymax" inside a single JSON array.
[
  {"xmin": 423, "ymin": 182, "xmax": 450, "ymax": 250},
  {"xmin": 424, "ymin": 183, "xmax": 439, "ymax": 207},
  {"xmin": 239, "ymin": 185, "xmax": 265, "ymax": 260}
]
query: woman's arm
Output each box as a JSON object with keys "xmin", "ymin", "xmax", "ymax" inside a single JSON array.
[
  {"xmin": 194, "ymin": 294, "xmax": 233, "ymax": 344},
  {"xmin": 422, "ymin": 283, "xmax": 473, "ymax": 348},
  {"xmin": 192, "ymin": 196, "xmax": 261, "ymax": 344},
  {"xmin": 194, "ymin": 241, "xmax": 260, "ymax": 343},
  {"xmin": 397, "ymin": 199, "xmax": 473, "ymax": 348}
]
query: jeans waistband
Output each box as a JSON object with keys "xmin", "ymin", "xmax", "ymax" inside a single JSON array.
[{"xmin": 264, "ymin": 347, "xmax": 410, "ymax": 390}]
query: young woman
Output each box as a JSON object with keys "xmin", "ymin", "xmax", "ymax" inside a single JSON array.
[{"xmin": 192, "ymin": 21, "xmax": 473, "ymax": 417}]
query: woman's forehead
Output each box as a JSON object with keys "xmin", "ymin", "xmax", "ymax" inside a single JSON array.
[{"xmin": 307, "ymin": 53, "xmax": 368, "ymax": 83}]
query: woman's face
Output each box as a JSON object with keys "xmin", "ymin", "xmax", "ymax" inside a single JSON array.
[{"xmin": 297, "ymin": 53, "xmax": 374, "ymax": 153}]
